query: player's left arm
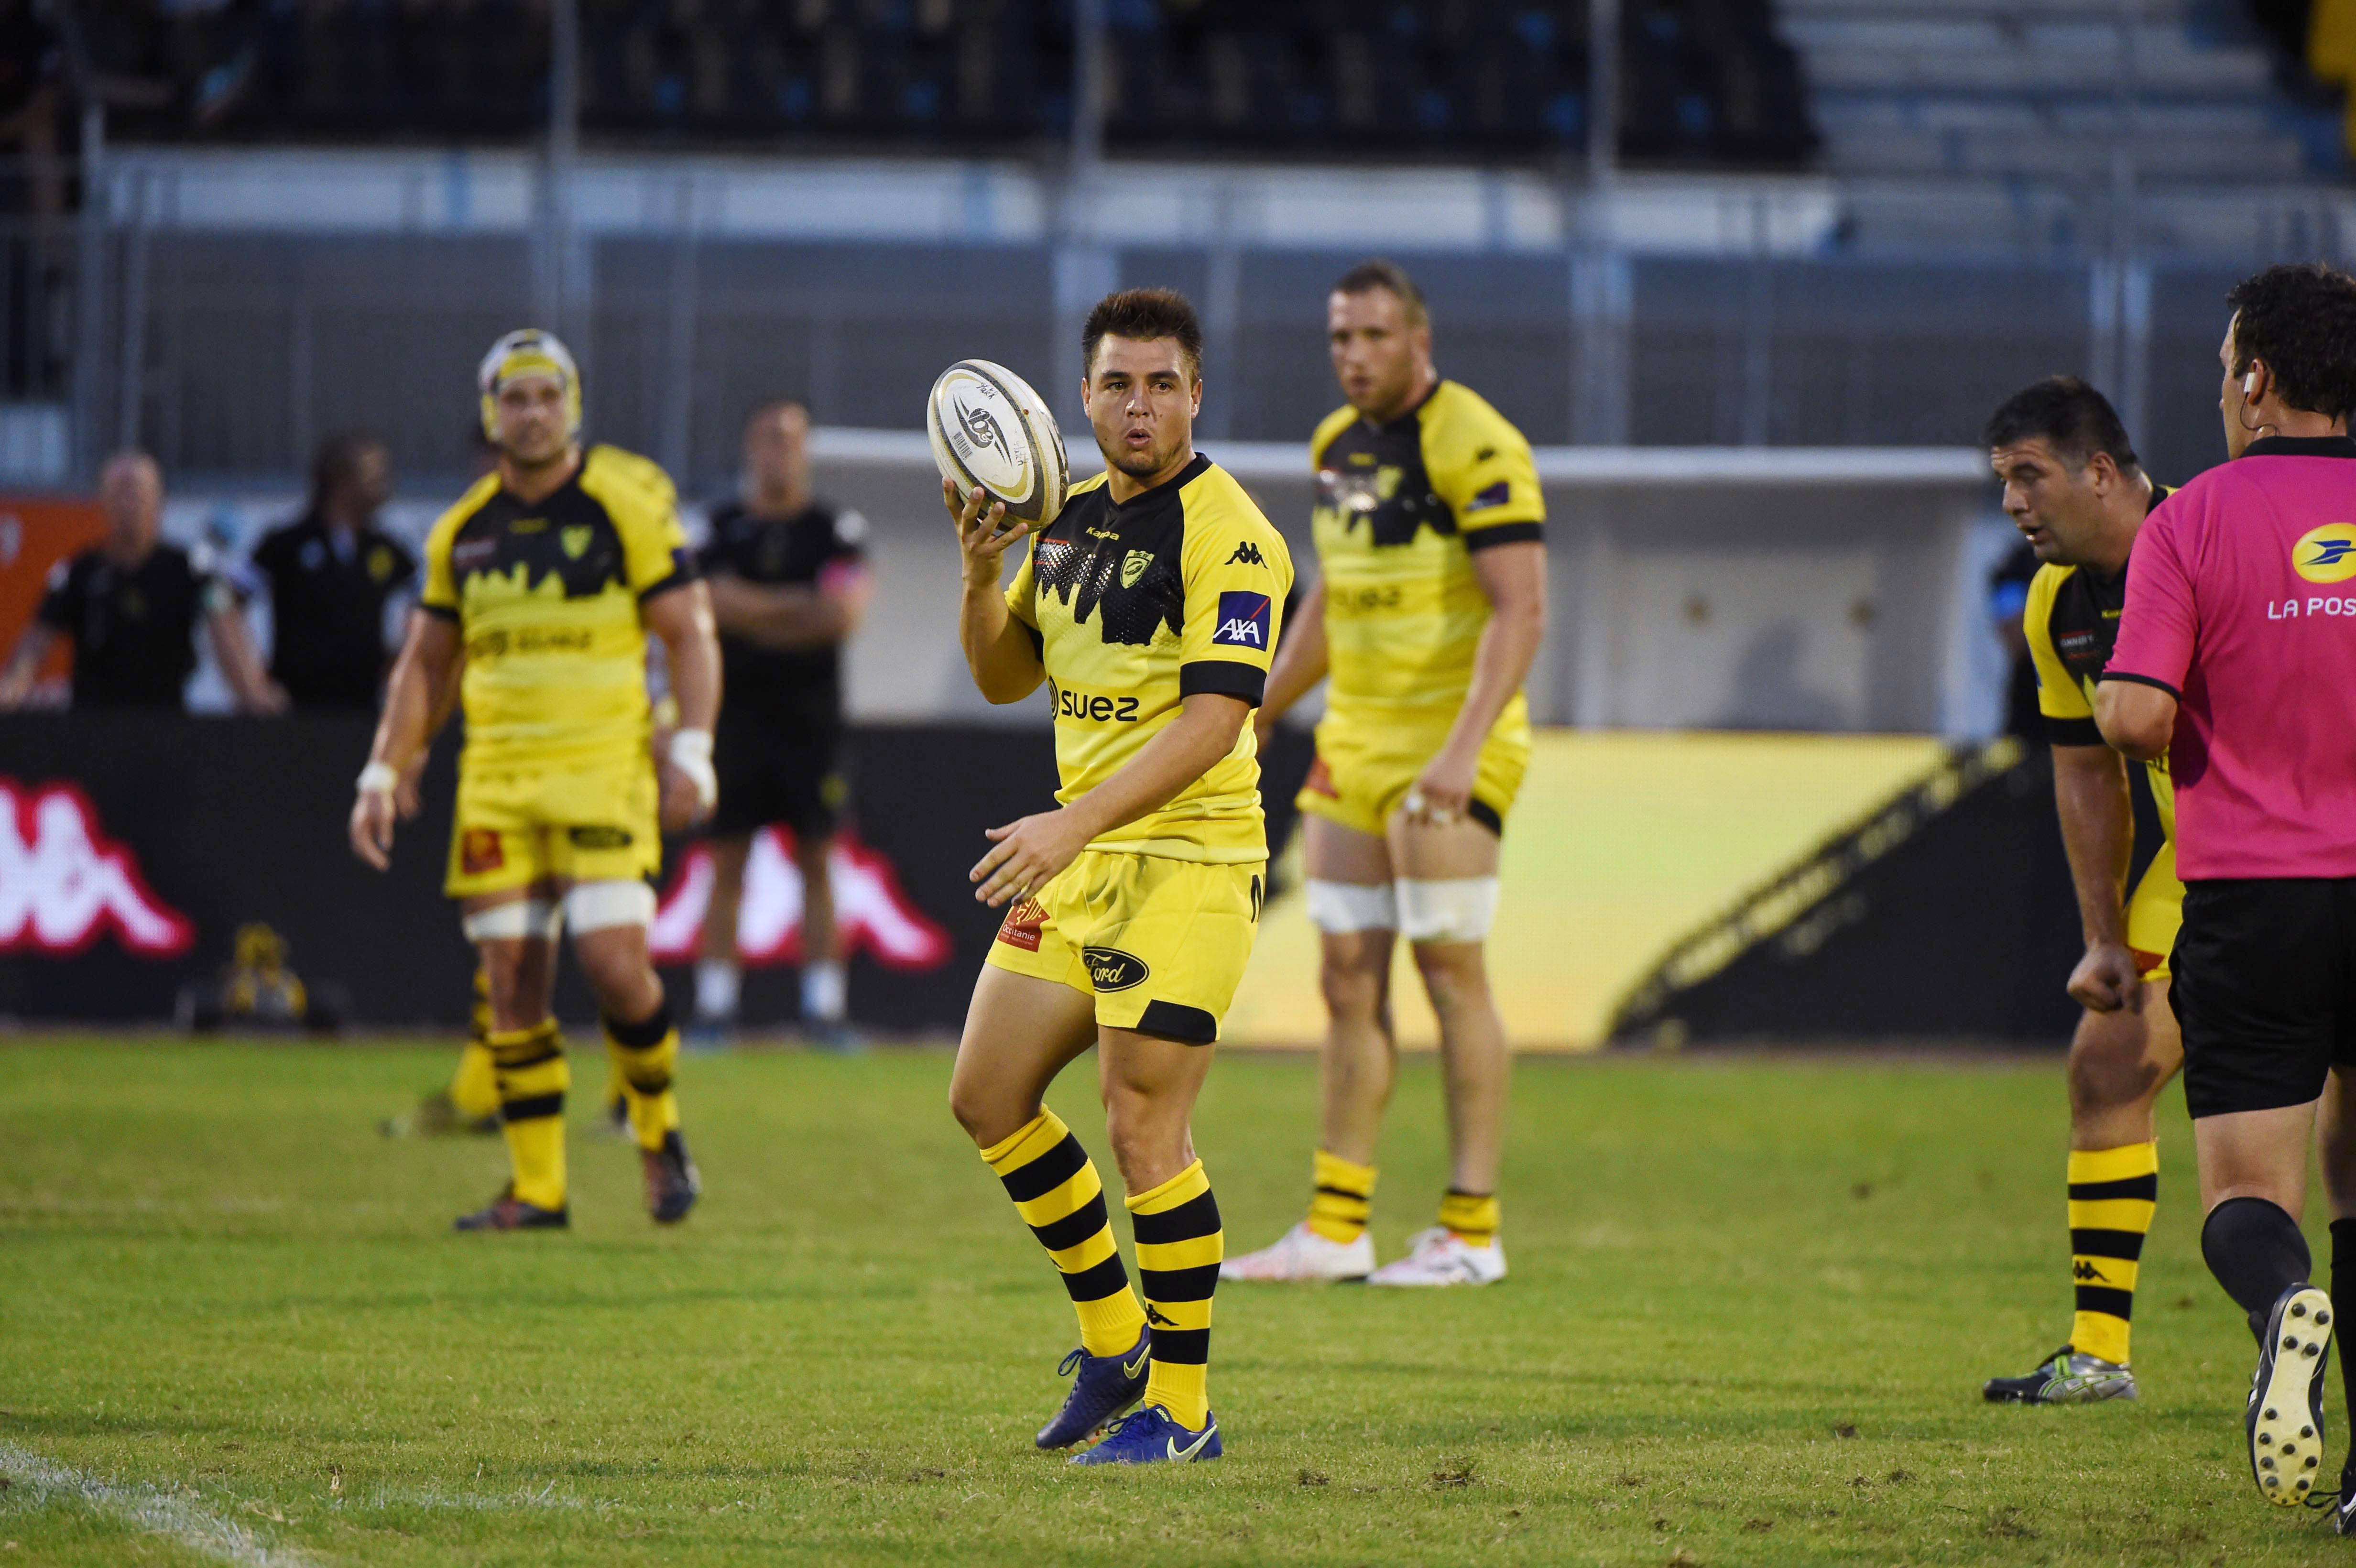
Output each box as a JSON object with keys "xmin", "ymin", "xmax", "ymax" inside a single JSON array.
[
  {"xmin": 1412, "ymin": 537, "xmax": 1546, "ymax": 824},
  {"xmin": 970, "ymin": 501, "xmax": 1291, "ymax": 907},
  {"xmin": 2095, "ymin": 507, "xmax": 2191, "ymax": 762},
  {"xmin": 201, "ymin": 581, "xmax": 289, "ymax": 716},
  {"xmin": 642, "ymin": 581, "xmax": 721, "ymax": 833}
]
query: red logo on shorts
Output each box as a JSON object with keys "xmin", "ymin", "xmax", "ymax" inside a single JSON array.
[
  {"xmin": 996, "ymin": 897, "xmax": 1047, "ymax": 953},
  {"xmin": 1304, "ymin": 756, "xmax": 1338, "ymax": 799},
  {"xmin": 460, "ymin": 830, "xmax": 504, "ymax": 875}
]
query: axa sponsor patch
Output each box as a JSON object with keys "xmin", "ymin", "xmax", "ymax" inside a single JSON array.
[
  {"xmin": 1211, "ymin": 590, "xmax": 1271, "ymax": 650},
  {"xmin": 1463, "ymin": 479, "xmax": 1513, "ymax": 513}
]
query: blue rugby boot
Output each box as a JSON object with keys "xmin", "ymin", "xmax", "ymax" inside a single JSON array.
[
  {"xmin": 1036, "ymin": 1327, "xmax": 1151, "ymax": 1450},
  {"xmin": 1067, "ymin": 1404, "xmax": 1222, "ymax": 1466}
]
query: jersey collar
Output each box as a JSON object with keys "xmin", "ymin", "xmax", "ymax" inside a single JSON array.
[
  {"xmin": 1360, "ymin": 377, "xmax": 1444, "ymax": 436},
  {"xmin": 1106, "ymin": 452, "xmax": 1211, "ymax": 513},
  {"xmin": 2243, "ymin": 435, "xmax": 2356, "ymax": 459}
]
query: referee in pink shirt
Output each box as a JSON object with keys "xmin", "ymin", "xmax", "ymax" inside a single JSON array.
[{"xmin": 2098, "ymin": 261, "xmax": 2356, "ymax": 1523}]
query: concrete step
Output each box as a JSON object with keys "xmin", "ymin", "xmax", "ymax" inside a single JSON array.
[
  {"xmin": 1787, "ymin": 19, "xmax": 2275, "ymax": 93},
  {"xmin": 1814, "ymin": 97, "xmax": 2312, "ymax": 178}
]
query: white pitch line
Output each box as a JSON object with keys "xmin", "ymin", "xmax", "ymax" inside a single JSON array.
[{"xmin": 0, "ymin": 1444, "xmax": 318, "ymax": 1568}]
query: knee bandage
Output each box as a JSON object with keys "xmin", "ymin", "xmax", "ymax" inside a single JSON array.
[
  {"xmin": 461, "ymin": 898, "xmax": 564, "ymax": 943},
  {"xmin": 1396, "ymin": 877, "xmax": 1500, "ymax": 945},
  {"xmin": 564, "ymin": 880, "xmax": 655, "ymax": 933},
  {"xmin": 1306, "ymin": 879, "xmax": 1398, "ymax": 935}
]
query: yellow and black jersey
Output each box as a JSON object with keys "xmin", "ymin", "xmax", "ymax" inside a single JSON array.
[
  {"xmin": 1309, "ymin": 379, "xmax": 1543, "ymax": 717},
  {"xmin": 2023, "ymin": 484, "xmax": 2175, "ymax": 842},
  {"xmin": 1003, "ymin": 453, "xmax": 1294, "ymax": 864},
  {"xmin": 420, "ymin": 444, "xmax": 695, "ymax": 773}
]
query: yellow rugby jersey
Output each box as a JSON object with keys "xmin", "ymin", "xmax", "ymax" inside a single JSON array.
[
  {"xmin": 420, "ymin": 444, "xmax": 694, "ymax": 773},
  {"xmin": 1310, "ymin": 379, "xmax": 1544, "ymax": 719},
  {"xmin": 1003, "ymin": 453, "xmax": 1294, "ymax": 863}
]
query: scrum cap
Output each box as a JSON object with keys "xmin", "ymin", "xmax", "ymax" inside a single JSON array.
[{"xmin": 477, "ymin": 329, "xmax": 582, "ymax": 441}]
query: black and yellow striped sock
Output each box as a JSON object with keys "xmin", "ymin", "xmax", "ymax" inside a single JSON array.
[
  {"xmin": 981, "ymin": 1111, "xmax": 1147, "ymax": 1357},
  {"xmin": 1439, "ymin": 1187, "xmax": 1500, "ymax": 1249},
  {"xmin": 1305, "ymin": 1149, "xmax": 1376, "ymax": 1244},
  {"xmin": 1129, "ymin": 1160, "xmax": 1222, "ymax": 1432},
  {"xmin": 2069, "ymin": 1142, "xmax": 2159, "ymax": 1365},
  {"xmin": 489, "ymin": 1021, "xmax": 568, "ymax": 1210},
  {"xmin": 447, "ymin": 967, "xmax": 501, "ymax": 1122},
  {"xmin": 604, "ymin": 1003, "xmax": 682, "ymax": 1153}
]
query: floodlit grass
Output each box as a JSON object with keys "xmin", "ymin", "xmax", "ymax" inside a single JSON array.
[{"xmin": 0, "ymin": 1038, "xmax": 2340, "ymax": 1565}]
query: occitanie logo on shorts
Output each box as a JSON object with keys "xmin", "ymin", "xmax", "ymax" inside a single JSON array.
[{"xmin": 2293, "ymin": 522, "xmax": 2356, "ymax": 583}]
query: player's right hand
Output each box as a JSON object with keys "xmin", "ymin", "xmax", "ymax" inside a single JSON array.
[
  {"xmin": 2067, "ymin": 939, "xmax": 2143, "ymax": 1014},
  {"xmin": 350, "ymin": 786, "xmax": 396, "ymax": 871},
  {"xmin": 945, "ymin": 479, "xmax": 1030, "ymax": 584}
]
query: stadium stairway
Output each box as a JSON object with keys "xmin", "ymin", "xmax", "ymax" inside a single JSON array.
[
  {"xmin": 1780, "ymin": 0, "xmax": 2344, "ymax": 185},
  {"xmin": 1607, "ymin": 738, "xmax": 2116, "ymax": 1046}
]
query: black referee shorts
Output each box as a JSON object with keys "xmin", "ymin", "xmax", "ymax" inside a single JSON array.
[
  {"xmin": 2173, "ymin": 878, "xmax": 2356, "ymax": 1120},
  {"xmin": 707, "ymin": 701, "xmax": 851, "ymax": 843}
]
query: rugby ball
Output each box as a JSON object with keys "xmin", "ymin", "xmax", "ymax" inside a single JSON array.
[{"xmin": 927, "ymin": 359, "xmax": 1071, "ymax": 527}]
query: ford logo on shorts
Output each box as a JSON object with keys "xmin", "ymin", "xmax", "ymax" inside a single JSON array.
[{"xmin": 1083, "ymin": 946, "xmax": 1150, "ymax": 992}]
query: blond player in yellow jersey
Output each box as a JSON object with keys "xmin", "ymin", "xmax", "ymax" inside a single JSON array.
[
  {"xmin": 1225, "ymin": 261, "xmax": 1547, "ymax": 1288},
  {"xmin": 945, "ymin": 288, "xmax": 1291, "ymax": 1464},
  {"xmin": 350, "ymin": 330, "xmax": 722, "ymax": 1231}
]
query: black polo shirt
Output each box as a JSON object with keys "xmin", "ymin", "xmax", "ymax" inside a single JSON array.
[
  {"xmin": 249, "ymin": 512, "xmax": 417, "ymax": 709},
  {"xmin": 695, "ymin": 498, "xmax": 867, "ymax": 720},
  {"xmin": 36, "ymin": 542, "xmax": 213, "ymax": 708}
]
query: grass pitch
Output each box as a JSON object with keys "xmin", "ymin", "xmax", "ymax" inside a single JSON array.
[{"xmin": 0, "ymin": 1038, "xmax": 2339, "ymax": 1566}]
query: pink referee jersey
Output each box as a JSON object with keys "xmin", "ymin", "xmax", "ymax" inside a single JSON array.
[{"xmin": 2105, "ymin": 435, "xmax": 2356, "ymax": 879}]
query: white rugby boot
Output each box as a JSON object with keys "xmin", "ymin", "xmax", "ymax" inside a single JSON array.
[
  {"xmin": 1219, "ymin": 1221, "xmax": 1374, "ymax": 1282},
  {"xmin": 1364, "ymin": 1225, "xmax": 1506, "ymax": 1287}
]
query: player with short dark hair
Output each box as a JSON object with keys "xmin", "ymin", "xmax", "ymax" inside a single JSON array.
[
  {"xmin": 2097, "ymin": 261, "xmax": 2356, "ymax": 1518},
  {"xmin": 349, "ymin": 329, "xmax": 721, "ymax": 1233},
  {"xmin": 1224, "ymin": 257, "xmax": 1547, "ymax": 1288},
  {"xmin": 691, "ymin": 398, "xmax": 873, "ymax": 1046},
  {"xmin": 248, "ymin": 430, "xmax": 416, "ymax": 710},
  {"xmin": 1976, "ymin": 377, "xmax": 2182, "ymax": 1407},
  {"xmin": 943, "ymin": 286, "xmax": 1292, "ymax": 1465}
]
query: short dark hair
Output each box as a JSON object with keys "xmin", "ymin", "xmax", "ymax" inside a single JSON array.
[
  {"xmin": 1082, "ymin": 288, "xmax": 1204, "ymax": 381},
  {"xmin": 1333, "ymin": 259, "xmax": 1429, "ymax": 327},
  {"xmin": 1980, "ymin": 377, "xmax": 2139, "ymax": 473},
  {"xmin": 310, "ymin": 429, "xmax": 385, "ymax": 503},
  {"xmin": 2226, "ymin": 262, "xmax": 2356, "ymax": 425},
  {"xmin": 744, "ymin": 396, "xmax": 808, "ymax": 428}
]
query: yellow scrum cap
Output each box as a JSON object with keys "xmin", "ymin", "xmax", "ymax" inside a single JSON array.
[{"xmin": 477, "ymin": 328, "xmax": 582, "ymax": 441}]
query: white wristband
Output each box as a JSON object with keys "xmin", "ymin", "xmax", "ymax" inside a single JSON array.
[
  {"xmin": 668, "ymin": 728, "xmax": 718, "ymax": 810},
  {"xmin": 356, "ymin": 761, "xmax": 399, "ymax": 797}
]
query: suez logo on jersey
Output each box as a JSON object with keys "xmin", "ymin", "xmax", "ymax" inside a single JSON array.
[
  {"xmin": 1211, "ymin": 591, "xmax": 1272, "ymax": 650},
  {"xmin": 1047, "ymin": 678, "xmax": 1141, "ymax": 723}
]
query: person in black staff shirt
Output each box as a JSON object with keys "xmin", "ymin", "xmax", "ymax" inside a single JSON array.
[
  {"xmin": 692, "ymin": 399, "xmax": 873, "ymax": 1045},
  {"xmin": 248, "ymin": 431, "xmax": 416, "ymax": 709},
  {"xmin": 0, "ymin": 449, "xmax": 283, "ymax": 713}
]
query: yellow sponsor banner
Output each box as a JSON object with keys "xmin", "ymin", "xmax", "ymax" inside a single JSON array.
[{"xmin": 1225, "ymin": 730, "xmax": 1947, "ymax": 1051}]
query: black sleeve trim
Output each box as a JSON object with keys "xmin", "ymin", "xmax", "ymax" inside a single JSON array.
[
  {"xmin": 1179, "ymin": 660, "xmax": 1267, "ymax": 705},
  {"xmin": 2099, "ymin": 671, "xmax": 2180, "ymax": 700},
  {"xmin": 1463, "ymin": 521, "xmax": 1544, "ymax": 552},
  {"xmin": 2044, "ymin": 716, "xmax": 2105, "ymax": 747},
  {"xmin": 636, "ymin": 571, "xmax": 693, "ymax": 604},
  {"xmin": 420, "ymin": 603, "xmax": 460, "ymax": 622}
]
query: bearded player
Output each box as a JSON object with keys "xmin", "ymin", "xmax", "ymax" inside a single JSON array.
[
  {"xmin": 945, "ymin": 288, "xmax": 1292, "ymax": 1464},
  {"xmin": 1224, "ymin": 260, "xmax": 1546, "ymax": 1287},
  {"xmin": 1978, "ymin": 378, "xmax": 2182, "ymax": 1405},
  {"xmin": 350, "ymin": 329, "xmax": 720, "ymax": 1230}
]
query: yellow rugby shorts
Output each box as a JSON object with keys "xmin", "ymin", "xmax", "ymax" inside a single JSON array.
[
  {"xmin": 2127, "ymin": 839, "xmax": 2182, "ymax": 984},
  {"xmin": 444, "ymin": 759, "xmax": 662, "ymax": 899},
  {"xmin": 985, "ymin": 848, "xmax": 1265, "ymax": 1044},
  {"xmin": 1297, "ymin": 708, "xmax": 1529, "ymax": 839}
]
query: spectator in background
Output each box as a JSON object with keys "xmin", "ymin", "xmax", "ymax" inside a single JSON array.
[
  {"xmin": 692, "ymin": 399, "xmax": 873, "ymax": 1047},
  {"xmin": 0, "ymin": 449, "xmax": 284, "ymax": 712},
  {"xmin": 248, "ymin": 431, "xmax": 416, "ymax": 709}
]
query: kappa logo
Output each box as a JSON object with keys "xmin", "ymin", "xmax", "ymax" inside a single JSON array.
[
  {"xmin": 1083, "ymin": 946, "xmax": 1150, "ymax": 992},
  {"xmin": 1224, "ymin": 540, "xmax": 1267, "ymax": 567},
  {"xmin": 0, "ymin": 779, "xmax": 195, "ymax": 958},
  {"xmin": 1144, "ymin": 1305, "xmax": 1178, "ymax": 1328},
  {"xmin": 648, "ymin": 826, "xmax": 953, "ymax": 969},
  {"xmin": 2295, "ymin": 523, "xmax": 2356, "ymax": 584},
  {"xmin": 1211, "ymin": 590, "xmax": 1271, "ymax": 649},
  {"xmin": 2072, "ymin": 1260, "xmax": 2108, "ymax": 1283}
]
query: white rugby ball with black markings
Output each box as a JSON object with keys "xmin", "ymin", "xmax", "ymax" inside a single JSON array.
[{"xmin": 927, "ymin": 359, "xmax": 1071, "ymax": 528}]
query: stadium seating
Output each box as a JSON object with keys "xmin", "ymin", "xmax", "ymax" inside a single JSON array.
[
  {"xmin": 56, "ymin": 0, "xmax": 1819, "ymax": 169},
  {"xmin": 1780, "ymin": 0, "xmax": 2346, "ymax": 183}
]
